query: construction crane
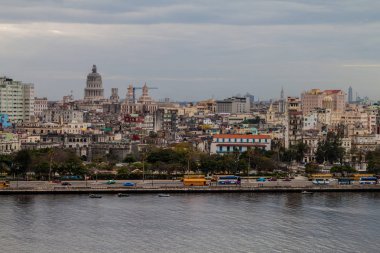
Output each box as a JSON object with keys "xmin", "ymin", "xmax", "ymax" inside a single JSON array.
[{"xmin": 132, "ymin": 86, "xmax": 158, "ymax": 103}]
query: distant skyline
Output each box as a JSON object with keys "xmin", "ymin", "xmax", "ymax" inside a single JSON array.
[{"xmin": 1, "ymin": 0, "xmax": 380, "ymax": 101}]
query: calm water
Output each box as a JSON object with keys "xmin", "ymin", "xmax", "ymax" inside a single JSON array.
[{"xmin": 1, "ymin": 193, "xmax": 379, "ymax": 253}]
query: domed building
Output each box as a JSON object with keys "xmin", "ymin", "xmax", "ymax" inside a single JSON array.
[{"xmin": 84, "ymin": 65, "xmax": 104, "ymax": 101}]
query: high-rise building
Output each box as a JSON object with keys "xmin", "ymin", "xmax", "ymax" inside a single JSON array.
[
  {"xmin": 279, "ymin": 87, "xmax": 286, "ymax": 113},
  {"xmin": 0, "ymin": 76, "xmax": 34, "ymax": 123},
  {"xmin": 348, "ymin": 86, "xmax": 353, "ymax": 103},
  {"xmin": 285, "ymin": 96, "xmax": 303, "ymax": 148},
  {"xmin": 84, "ymin": 65, "xmax": 104, "ymax": 101},
  {"xmin": 216, "ymin": 96, "xmax": 250, "ymax": 114},
  {"xmin": 301, "ymin": 89, "xmax": 346, "ymax": 115}
]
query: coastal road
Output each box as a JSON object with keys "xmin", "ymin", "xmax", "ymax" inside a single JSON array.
[{"xmin": 7, "ymin": 178, "xmax": 343, "ymax": 189}]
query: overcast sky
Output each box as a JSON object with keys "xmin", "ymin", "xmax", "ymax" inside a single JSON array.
[{"xmin": 1, "ymin": 0, "xmax": 380, "ymax": 101}]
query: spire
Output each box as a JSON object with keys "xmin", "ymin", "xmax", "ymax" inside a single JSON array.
[
  {"xmin": 142, "ymin": 82, "xmax": 148, "ymax": 96},
  {"xmin": 281, "ymin": 86, "xmax": 284, "ymax": 100},
  {"xmin": 92, "ymin": 65, "xmax": 97, "ymax": 73}
]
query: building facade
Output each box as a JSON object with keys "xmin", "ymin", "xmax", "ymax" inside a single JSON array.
[
  {"xmin": 301, "ymin": 89, "xmax": 346, "ymax": 115},
  {"xmin": 34, "ymin": 97, "xmax": 48, "ymax": 116},
  {"xmin": 210, "ymin": 134, "xmax": 272, "ymax": 154},
  {"xmin": 216, "ymin": 97, "xmax": 250, "ymax": 114},
  {"xmin": 0, "ymin": 76, "xmax": 34, "ymax": 123}
]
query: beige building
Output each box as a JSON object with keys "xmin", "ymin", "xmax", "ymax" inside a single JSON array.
[
  {"xmin": 121, "ymin": 84, "xmax": 158, "ymax": 114},
  {"xmin": 301, "ymin": 89, "xmax": 346, "ymax": 115},
  {"xmin": 34, "ymin": 97, "xmax": 48, "ymax": 116}
]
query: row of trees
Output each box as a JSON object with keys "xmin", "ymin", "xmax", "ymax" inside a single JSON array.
[
  {"xmin": 0, "ymin": 148, "xmax": 85, "ymax": 180},
  {"xmin": 142, "ymin": 144, "xmax": 281, "ymax": 175},
  {"xmin": 366, "ymin": 148, "xmax": 380, "ymax": 174},
  {"xmin": 1, "ymin": 135, "xmax": 379, "ymax": 180},
  {"xmin": 0, "ymin": 145, "xmax": 282, "ymax": 179},
  {"xmin": 304, "ymin": 163, "xmax": 357, "ymax": 175}
]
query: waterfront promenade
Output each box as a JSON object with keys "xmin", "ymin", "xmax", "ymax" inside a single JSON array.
[{"xmin": 1, "ymin": 179, "xmax": 380, "ymax": 194}]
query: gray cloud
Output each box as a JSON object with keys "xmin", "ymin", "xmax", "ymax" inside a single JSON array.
[{"xmin": 1, "ymin": 0, "xmax": 380, "ymax": 101}]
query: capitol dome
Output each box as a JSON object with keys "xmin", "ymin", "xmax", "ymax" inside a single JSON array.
[{"xmin": 84, "ymin": 64, "xmax": 104, "ymax": 101}]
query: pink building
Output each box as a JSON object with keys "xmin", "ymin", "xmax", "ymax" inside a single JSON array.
[{"xmin": 301, "ymin": 89, "xmax": 346, "ymax": 115}]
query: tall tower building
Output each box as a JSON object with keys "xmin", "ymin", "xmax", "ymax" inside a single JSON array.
[
  {"xmin": 348, "ymin": 86, "xmax": 353, "ymax": 103},
  {"xmin": 110, "ymin": 88, "xmax": 119, "ymax": 102},
  {"xmin": 84, "ymin": 65, "xmax": 104, "ymax": 101},
  {"xmin": 279, "ymin": 86, "xmax": 285, "ymax": 113},
  {"xmin": 0, "ymin": 76, "xmax": 34, "ymax": 123}
]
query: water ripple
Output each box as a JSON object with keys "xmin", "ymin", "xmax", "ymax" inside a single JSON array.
[{"xmin": 0, "ymin": 193, "xmax": 379, "ymax": 253}]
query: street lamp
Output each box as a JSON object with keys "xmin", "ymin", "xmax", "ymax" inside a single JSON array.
[
  {"xmin": 16, "ymin": 166, "xmax": 19, "ymax": 189},
  {"xmin": 142, "ymin": 155, "xmax": 145, "ymax": 183}
]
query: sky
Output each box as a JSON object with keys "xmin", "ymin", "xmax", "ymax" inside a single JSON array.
[{"xmin": 1, "ymin": 0, "xmax": 380, "ymax": 101}]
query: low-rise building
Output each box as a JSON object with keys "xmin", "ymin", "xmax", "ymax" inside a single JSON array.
[
  {"xmin": 210, "ymin": 134, "xmax": 271, "ymax": 154},
  {"xmin": 0, "ymin": 132, "xmax": 20, "ymax": 154}
]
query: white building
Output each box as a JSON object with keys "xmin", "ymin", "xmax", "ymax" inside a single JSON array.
[
  {"xmin": 0, "ymin": 132, "xmax": 20, "ymax": 154},
  {"xmin": 84, "ymin": 65, "xmax": 104, "ymax": 101},
  {"xmin": 210, "ymin": 134, "xmax": 272, "ymax": 154},
  {"xmin": 0, "ymin": 76, "xmax": 35, "ymax": 123}
]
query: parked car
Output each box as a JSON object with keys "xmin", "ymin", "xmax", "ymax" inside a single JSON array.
[
  {"xmin": 123, "ymin": 182, "xmax": 136, "ymax": 187},
  {"xmin": 283, "ymin": 178, "xmax": 291, "ymax": 181},
  {"xmin": 52, "ymin": 179, "xmax": 61, "ymax": 183},
  {"xmin": 106, "ymin": 180, "xmax": 116, "ymax": 185},
  {"xmin": 61, "ymin": 182, "xmax": 71, "ymax": 186},
  {"xmin": 268, "ymin": 177, "xmax": 277, "ymax": 181},
  {"xmin": 256, "ymin": 177, "xmax": 266, "ymax": 182}
]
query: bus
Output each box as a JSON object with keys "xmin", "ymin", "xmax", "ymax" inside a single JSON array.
[
  {"xmin": 359, "ymin": 177, "xmax": 378, "ymax": 185},
  {"xmin": 338, "ymin": 178, "xmax": 354, "ymax": 185},
  {"xmin": 353, "ymin": 174, "xmax": 374, "ymax": 181},
  {"xmin": 312, "ymin": 178, "xmax": 331, "ymax": 185},
  {"xmin": 183, "ymin": 175, "xmax": 207, "ymax": 186},
  {"xmin": 217, "ymin": 175, "xmax": 241, "ymax": 185},
  {"xmin": 0, "ymin": 181, "xmax": 10, "ymax": 188},
  {"xmin": 61, "ymin": 175, "xmax": 83, "ymax": 180}
]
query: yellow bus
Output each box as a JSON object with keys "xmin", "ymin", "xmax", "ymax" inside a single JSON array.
[
  {"xmin": 0, "ymin": 181, "xmax": 10, "ymax": 188},
  {"xmin": 183, "ymin": 175, "xmax": 207, "ymax": 186},
  {"xmin": 310, "ymin": 173, "xmax": 333, "ymax": 179}
]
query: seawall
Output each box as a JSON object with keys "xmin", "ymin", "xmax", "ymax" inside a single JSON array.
[{"xmin": 1, "ymin": 185, "xmax": 380, "ymax": 195}]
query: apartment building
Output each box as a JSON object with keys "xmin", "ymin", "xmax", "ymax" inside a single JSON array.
[
  {"xmin": 301, "ymin": 89, "xmax": 345, "ymax": 115},
  {"xmin": 0, "ymin": 76, "xmax": 34, "ymax": 123}
]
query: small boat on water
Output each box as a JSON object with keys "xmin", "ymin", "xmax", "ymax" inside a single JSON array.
[
  {"xmin": 302, "ymin": 191, "xmax": 314, "ymax": 194},
  {"xmin": 89, "ymin": 194, "xmax": 102, "ymax": 198},
  {"xmin": 158, "ymin": 194, "xmax": 170, "ymax": 197},
  {"xmin": 117, "ymin": 193, "xmax": 130, "ymax": 197}
]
